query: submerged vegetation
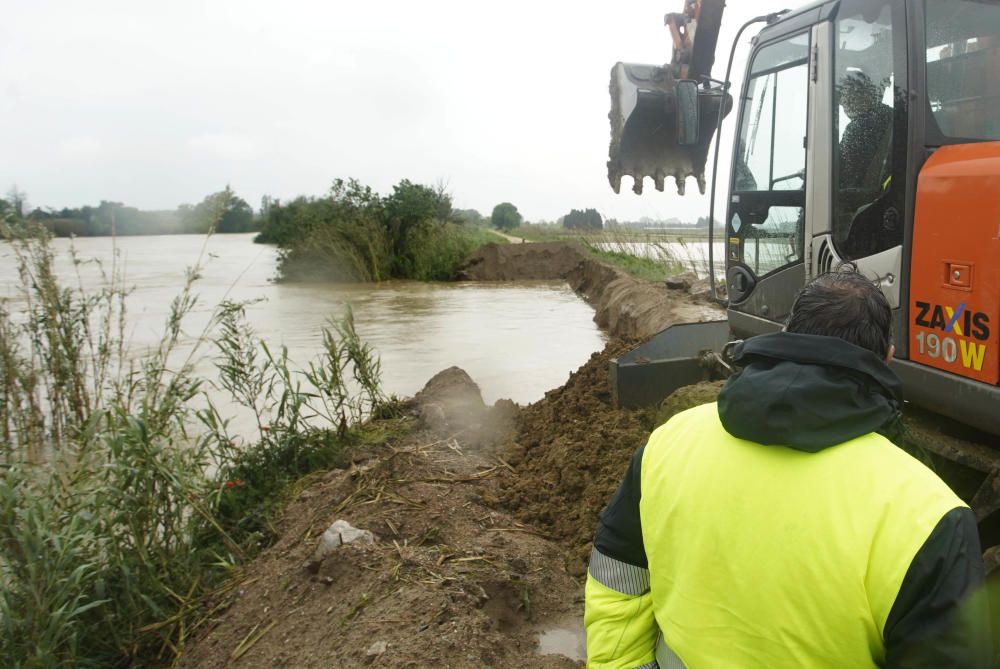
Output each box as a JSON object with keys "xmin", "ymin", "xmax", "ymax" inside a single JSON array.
[
  {"xmin": 254, "ymin": 178, "xmax": 502, "ymax": 282},
  {"xmin": 0, "ymin": 223, "xmax": 398, "ymax": 667}
]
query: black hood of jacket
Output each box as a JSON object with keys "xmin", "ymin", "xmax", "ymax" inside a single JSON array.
[{"xmin": 717, "ymin": 331, "xmax": 903, "ymax": 452}]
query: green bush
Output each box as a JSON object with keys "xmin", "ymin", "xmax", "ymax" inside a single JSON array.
[
  {"xmin": 397, "ymin": 221, "xmax": 501, "ymax": 281},
  {"xmin": 256, "ymin": 178, "xmax": 494, "ymax": 282}
]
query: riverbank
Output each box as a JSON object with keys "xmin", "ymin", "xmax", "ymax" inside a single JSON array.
[{"xmin": 176, "ymin": 242, "xmax": 723, "ymax": 666}]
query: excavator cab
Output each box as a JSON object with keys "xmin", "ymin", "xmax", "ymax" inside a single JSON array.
[{"xmin": 610, "ymin": 0, "xmax": 1000, "ymax": 441}]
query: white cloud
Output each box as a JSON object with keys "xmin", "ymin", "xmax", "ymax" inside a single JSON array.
[
  {"xmin": 59, "ymin": 136, "xmax": 102, "ymax": 156},
  {"xmin": 186, "ymin": 133, "xmax": 256, "ymax": 161},
  {"xmin": 0, "ymin": 0, "xmax": 791, "ymax": 222}
]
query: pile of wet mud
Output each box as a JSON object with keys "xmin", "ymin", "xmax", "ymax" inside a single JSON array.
[
  {"xmin": 496, "ymin": 340, "xmax": 724, "ymax": 575},
  {"xmin": 454, "ymin": 242, "xmax": 585, "ymax": 282},
  {"xmin": 496, "ymin": 341, "xmax": 653, "ymax": 574}
]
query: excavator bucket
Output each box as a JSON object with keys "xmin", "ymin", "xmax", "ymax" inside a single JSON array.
[{"xmin": 608, "ymin": 0, "xmax": 728, "ymax": 196}]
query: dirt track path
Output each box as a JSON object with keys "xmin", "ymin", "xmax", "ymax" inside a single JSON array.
[{"xmin": 490, "ymin": 230, "xmax": 528, "ymax": 243}]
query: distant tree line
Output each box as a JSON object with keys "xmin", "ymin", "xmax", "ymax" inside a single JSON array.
[
  {"xmin": 602, "ymin": 215, "xmax": 722, "ymax": 229},
  {"xmin": 562, "ymin": 208, "xmax": 603, "ymax": 230},
  {"xmin": 1, "ymin": 186, "xmax": 255, "ymax": 236},
  {"xmin": 254, "ymin": 178, "xmax": 498, "ymax": 282}
]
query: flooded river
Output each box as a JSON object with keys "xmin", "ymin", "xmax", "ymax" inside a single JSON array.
[{"xmin": 0, "ymin": 233, "xmax": 606, "ymax": 435}]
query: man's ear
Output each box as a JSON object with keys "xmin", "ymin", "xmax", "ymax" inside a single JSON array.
[{"xmin": 886, "ymin": 344, "xmax": 895, "ymax": 364}]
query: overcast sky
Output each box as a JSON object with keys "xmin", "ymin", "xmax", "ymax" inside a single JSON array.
[{"xmin": 1, "ymin": 1, "xmax": 792, "ymax": 223}]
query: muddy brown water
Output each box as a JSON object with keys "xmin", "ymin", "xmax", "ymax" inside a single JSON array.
[{"xmin": 0, "ymin": 233, "xmax": 607, "ymax": 437}]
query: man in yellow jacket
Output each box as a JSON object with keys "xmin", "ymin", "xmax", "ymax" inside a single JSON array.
[{"xmin": 585, "ymin": 271, "xmax": 990, "ymax": 668}]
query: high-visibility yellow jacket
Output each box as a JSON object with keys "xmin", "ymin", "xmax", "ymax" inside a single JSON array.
[{"xmin": 585, "ymin": 332, "xmax": 989, "ymax": 668}]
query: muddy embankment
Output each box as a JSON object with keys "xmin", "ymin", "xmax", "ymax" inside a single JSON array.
[
  {"xmin": 455, "ymin": 241, "xmax": 722, "ymax": 341},
  {"xmin": 178, "ymin": 243, "xmax": 723, "ymax": 667}
]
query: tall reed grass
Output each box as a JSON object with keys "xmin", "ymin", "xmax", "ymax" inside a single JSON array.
[
  {"xmin": 511, "ymin": 224, "xmax": 720, "ymax": 280},
  {"xmin": 585, "ymin": 234, "xmax": 691, "ymax": 279},
  {"xmin": 0, "ymin": 222, "xmax": 390, "ymax": 667}
]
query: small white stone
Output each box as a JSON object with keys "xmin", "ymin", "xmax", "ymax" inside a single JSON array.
[
  {"xmin": 365, "ymin": 640, "xmax": 387, "ymax": 657},
  {"xmin": 330, "ymin": 519, "xmax": 374, "ymax": 546},
  {"xmin": 307, "ymin": 520, "xmax": 375, "ymax": 571}
]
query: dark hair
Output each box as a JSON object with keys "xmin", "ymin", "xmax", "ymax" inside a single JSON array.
[{"xmin": 785, "ymin": 270, "xmax": 893, "ymax": 358}]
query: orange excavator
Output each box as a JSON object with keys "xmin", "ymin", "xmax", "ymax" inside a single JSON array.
[{"xmin": 609, "ymin": 0, "xmax": 1000, "ymax": 535}]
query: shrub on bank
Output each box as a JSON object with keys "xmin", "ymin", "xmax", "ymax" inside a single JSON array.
[
  {"xmin": 256, "ymin": 178, "xmax": 502, "ymax": 282},
  {"xmin": 398, "ymin": 221, "xmax": 500, "ymax": 281},
  {"xmin": 0, "ymin": 224, "xmax": 394, "ymax": 667}
]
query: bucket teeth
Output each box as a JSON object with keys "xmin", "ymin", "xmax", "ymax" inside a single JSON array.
[
  {"xmin": 611, "ymin": 168, "xmax": 710, "ymax": 197},
  {"xmin": 607, "ymin": 161, "xmax": 623, "ymax": 194},
  {"xmin": 674, "ymin": 173, "xmax": 686, "ymax": 196}
]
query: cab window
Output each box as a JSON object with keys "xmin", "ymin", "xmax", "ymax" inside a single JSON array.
[
  {"xmin": 926, "ymin": 0, "xmax": 1000, "ymax": 141},
  {"xmin": 730, "ymin": 34, "xmax": 809, "ymax": 278},
  {"xmin": 832, "ymin": 0, "xmax": 907, "ymax": 260}
]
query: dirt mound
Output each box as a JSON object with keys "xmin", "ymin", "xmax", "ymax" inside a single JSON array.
[
  {"xmin": 583, "ymin": 269, "xmax": 721, "ymax": 341},
  {"xmin": 179, "ymin": 374, "xmax": 583, "ymax": 668},
  {"xmin": 454, "ymin": 242, "xmax": 587, "ymax": 281},
  {"xmin": 175, "ymin": 353, "xmax": 730, "ymax": 666},
  {"xmin": 457, "ymin": 242, "xmax": 723, "ymax": 341},
  {"xmin": 654, "ymin": 380, "xmax": 725, "ymax": 426},
  {"xmin": 497, "ymin": 349, "xmax": 725, "ymax": 575},
  {"xmin": 497, "ymin": 341, "xmax": 654, "ymax": 575},
  {"xmin": 408, "ymin": 366, "xmax": 518, "ymax": 451}
]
